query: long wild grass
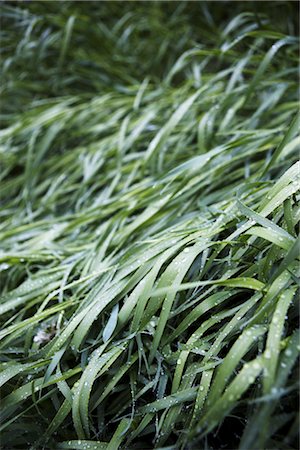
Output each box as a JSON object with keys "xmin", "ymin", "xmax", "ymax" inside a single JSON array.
[{"xmin": 0, "ymin": 2, "xmax": 299, "ymax": 449}]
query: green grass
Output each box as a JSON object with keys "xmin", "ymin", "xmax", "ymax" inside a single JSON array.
[{"xmin": 0, "ymin": 2, "xmax": 299, "ymax": 449}]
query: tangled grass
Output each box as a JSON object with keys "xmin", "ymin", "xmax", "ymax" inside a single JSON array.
[{"xmin": 0, "ymin": 2, "xmax": 299, "ymax": 449}]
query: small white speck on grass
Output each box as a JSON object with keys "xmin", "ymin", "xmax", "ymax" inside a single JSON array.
[{"xmin": 264, "ymin": 350, "xmax": 272, "ymax": 359}]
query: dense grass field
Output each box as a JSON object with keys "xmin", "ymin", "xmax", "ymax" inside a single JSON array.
[{"xmin": 0, "ymin": 2, "xmax": 299, "ymax": 449}]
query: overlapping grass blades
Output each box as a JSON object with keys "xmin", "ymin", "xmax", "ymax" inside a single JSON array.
[{"xmin": 0, "ymin": 2, "xmax": 299, "ymax": 449}]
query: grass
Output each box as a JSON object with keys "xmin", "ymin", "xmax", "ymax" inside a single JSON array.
[{"xmin": 0, "ymin": 1, "xmax": 299, "ymax": 449}]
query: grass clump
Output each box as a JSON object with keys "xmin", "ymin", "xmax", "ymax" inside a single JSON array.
[{"xmin": 0, "ymin": 2, "xmax": 299, "ymax": 449}]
